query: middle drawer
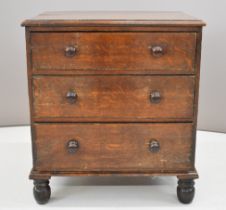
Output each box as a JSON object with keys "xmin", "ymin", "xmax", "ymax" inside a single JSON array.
[{"xmin": 32, "ymin": 75, "xmax": 195, "ymax": 121}]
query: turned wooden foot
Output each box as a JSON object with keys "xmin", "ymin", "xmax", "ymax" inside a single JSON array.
[
  {"xmin": 33, "ymin": 180, "xmax": 51, "ymax": 204},
  {"xmin": 177, "ymin": 179, "xmax": 195, "ymax": 204}
]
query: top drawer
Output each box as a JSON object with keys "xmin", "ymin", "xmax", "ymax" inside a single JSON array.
[{"xmin": 30, "ymin": 32, "xmax": 196, "ymax": 74}]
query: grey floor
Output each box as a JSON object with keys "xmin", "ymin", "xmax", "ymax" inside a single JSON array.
[{"xmin": 0, "ymin": 126, "xmax": 225, "ymax": 209}]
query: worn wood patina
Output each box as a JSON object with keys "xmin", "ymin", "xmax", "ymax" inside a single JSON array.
[{"xmin": 22, "ymin": 11, "xmax": 205, "ymax": 204}]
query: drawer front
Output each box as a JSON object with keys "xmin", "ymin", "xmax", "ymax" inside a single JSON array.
[
  {"xmin": 31, "ymin": 32, "xmax": 196, "ymax": 74},
  {"xmin": 33, "ymin": 76, "xmax": 195, "ymax": 121},
  {"xmin": 34, "ymin": 123, "xmax": 193, "ymax": 171}
]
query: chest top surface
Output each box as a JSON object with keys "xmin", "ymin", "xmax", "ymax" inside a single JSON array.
[{"xmin": 21, "ymin": 11, "xmax": 205, "ymax": 27}]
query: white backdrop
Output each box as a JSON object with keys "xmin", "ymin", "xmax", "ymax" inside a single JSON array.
[{"xmin": 0, "ymin": 0, "xmax": 225, "ymax": 132}]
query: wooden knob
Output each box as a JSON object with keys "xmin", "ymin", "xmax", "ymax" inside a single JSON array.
[
  {"xmin": 67, "ymin": 140, "xmax": 79, "ymax": 154},
  {"xmin": 150, "ymin": 45, "xmax": 164, "ymax": 57},
  {"xmin": 150, "ymin": 90, "xmax": 161, "ymax": 104},
  {"xmin": 65, "ymin": 45, "xmax": 77, "ymax": 57},
  {"xmin": 149, "ymin": 140, "xmax": 160, "ymax": 153},
  {"xmin": 66, "ymin": 90, "xmax": 77, "ymax": 103}
]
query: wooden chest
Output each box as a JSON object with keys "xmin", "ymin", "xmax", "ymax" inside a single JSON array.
[{"xmin": 22, "ymin": 11, "xmax": 205, "ymax": 204}]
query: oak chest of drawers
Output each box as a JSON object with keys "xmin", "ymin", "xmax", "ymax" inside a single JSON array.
[{"xmin": 22, "ymin": 11, "xmax": 205, "ymax": 204}]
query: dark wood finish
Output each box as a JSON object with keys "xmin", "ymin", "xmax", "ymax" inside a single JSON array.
[
  {"xmin": 64, "ymin": 45, "xmax": 78, "ymax": 57},
  {"xmin": 30, "ymin": 168, "xmax": 199, "ymax": 179},
  {"xmin": 27, "ymin": 26, "xmax": 203, "ymax": 33},
  {"xmin": 33, "ymin": 123, "xmax": 193, "ymax": 171},
  {"xmin": 149, "ymin": 139, "xmax": 160, "ymax": 153},
  {"xmin": 32, "ymin": 76, "xmax": 195, "ymax": 120},
  {"xmin": 33, "ymin": 180, "xmax": 51, "ymax": 204},
  {"xmin": 177, "ymin": 179, "xmax": 195, "ymax": 204},
  {"xmin": 66, "ymin": 90, "xmax": 77, "ymax": 104},
  {"xmin": 31, "ymin": 32, "xmax": 196, "ymax": 73},
  {"xmin": 191, "ymin": 31, "xmax": 203, "ymax": 166},
  {"xmin": 22, "ymin": 11, "xmax": 205, "ymax": 204},
  {"xmin": 67, "ymin": 139, "xmax": 79, "ymax": 154},
  {"xmin": 32, "ymin": 117, "xmax": 194, "ymax": 123},
  {"xmin": 150, "ymin": 90, "xmax": 161, "ymax": 104},
  {"xmin": 150, "ymin": 45, "xmax": 165, "ymax": 57},
  {"xmin": 21, "ymin": 11, "xmax": 205, "ymax": 27}
]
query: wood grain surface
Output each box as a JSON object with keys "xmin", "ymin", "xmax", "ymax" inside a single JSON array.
[
  {"xmin": 32, "ymin": 75, "xmax": 195, "ymax": 121},
  {"xmin": 33, "ymin": 123, "xmax": 193, "ymax": 171},
  {"xmin": 22, "ymin": 12, "xmax": 204, "ymax": 183},
  {"xmin": 31, "ymin": 32, "xmax": 196, "ymax": 73},
  {"xmin": 21, "ymin": 11, "xmax": 205, "ymax": 27}
]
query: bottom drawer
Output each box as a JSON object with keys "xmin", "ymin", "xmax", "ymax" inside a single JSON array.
[{"xmin": 33, "ymin": 123, "xmax": 194, "ymax": 172}]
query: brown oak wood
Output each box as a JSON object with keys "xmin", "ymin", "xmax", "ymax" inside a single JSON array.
[
  {"xmin": 33, "ymin": 123, "xmax": 194, "ymax": 171},
  {"xmin": 31, "ymin": 32, "xmax": 196, "ymax": 73},
  {"xmin": 31, "ymin": 117, "xmax": 193, "ymax": 123},
  {"xmin": 21, "ymin": 11, "xmax": 205, "ymax": 27},
  {"xmin": 29, "ymin": 168, "xmax": 199, "ymax": 179},
  {"xmin": 191, "ymin": 30, "xmax": 203, "ymax": 166},
  {"xmin": 32, "ymin": 75, "xmax": 195, "ymax": 120},
  {"xmin": 27, "ymin": 26, "xmax": 202, "ymax": 33},
  {"xmin": 22, "ymin": 11, "xmax": 205, "ymax": 204}
]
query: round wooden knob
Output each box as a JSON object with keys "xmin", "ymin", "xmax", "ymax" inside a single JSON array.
[
  {"xmin": 150, "ymin": 90, "xmax": 161, "ymax": 104},
  {"xmin": 149, "ymin": 140, "xmax": 160, "ymax": 153},
  {"xmin": 65, "ymin": 46, "xmax": 77, "ymax": 57},
  {"xmin": 66, "ymin": 90, "xmax": 77, "ymax": 104},
  {"xmin": 150, "ymin": 45, "xmax": 164, "ymax": 57},
  {"xmin": 67, "ymin": 140, "xmax": 79, "ymax": 154}
]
